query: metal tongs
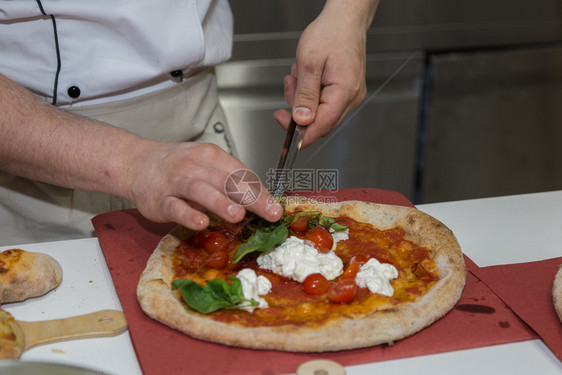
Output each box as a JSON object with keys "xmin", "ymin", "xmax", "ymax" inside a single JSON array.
[{"xmin": 270, "ymin": 118, "xmax": 307, "ymax": 199}]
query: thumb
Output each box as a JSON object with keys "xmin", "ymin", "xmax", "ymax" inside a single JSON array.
[{"xmin": 292, "ymin": 63, "xmax": 323, "ymax": 126}]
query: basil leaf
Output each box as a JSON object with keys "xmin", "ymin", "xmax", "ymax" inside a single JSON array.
[
  {"xmin": 233, "ymin": 222, "xmax": 288, "ymax": 263},
  {"xmin": 172, "ymin": 276, "xmax": 247, "ymax": 314},
  {"xmin": 224, "ymin": 276, "xmax": 245, "ymax": 305}
]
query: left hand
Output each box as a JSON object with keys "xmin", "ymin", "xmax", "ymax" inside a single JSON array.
[{"xmin": 273, "ymin": 1, "xmax": 376, "ymax": 148}]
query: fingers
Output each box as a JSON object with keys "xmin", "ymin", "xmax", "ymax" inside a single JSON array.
[
  {"xmin": 171, "ymin": 172, "xmax": 282, "ymax": 226},
  {"xmin": 171, "ymin": 176, "xmax": 246, "ymax": 224},
  {"xmin": 159, "ymin": 197, "xmax": 210, "ymax": 231},
  {"xmin": 274, "ymin": 74, "xmax": 363, "ymax": 148},
  {"xmin": 300, "ymin": 83, "xmax": 357, "ymax": 148},
  {"xmin": 283, "ymin": 68, "xmax": 297, "ymax": 107},
  {"xmin": 247, "ymin": 188, "xmax": 284, "ymax": 223},
  {"xmin": 129, "ymin": 142, "xmax": 283, "ymax": 232},
  {"xmin": 291, "ymin": 59, "xmax": 323, "ymax": 126}
]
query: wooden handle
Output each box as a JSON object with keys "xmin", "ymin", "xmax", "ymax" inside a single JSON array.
[
  {"xmin": 17, "ymin": 310, "xmax": 128, "ymax": 350},
  {"xmin": 296, "ymin": 360, "xmax": 346, "ymax": 375}
]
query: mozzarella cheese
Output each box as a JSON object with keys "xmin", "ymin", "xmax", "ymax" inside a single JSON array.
[
  {"xmin": 236, "ymin": 268, "xmax": 272, "ymax": 312},
  {"xmin": 355, "ymin": 258, "xmax": 398, "ymax": 296},
  {"xmin": 257, "ymin": 236, "xmax": 344, "ymax": 282}
]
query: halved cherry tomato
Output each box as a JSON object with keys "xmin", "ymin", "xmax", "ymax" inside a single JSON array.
[
  {"xmin": 342, "ymin": 262, "xmax": 361, "ymax": 280},
  {"xmin": 328, "ymin": 279, "xmax": 357, "ymax": 304},
  {"xmin": 205, "ymin": 248, "xmax": 229, "ymax": 269},
  {"xmin": 203, "ymin": 232, "xmax": 229, "ymax": 254},
  {"xmin": 289, "ymin": 217, "xmax": 310, "ymax": 232},
  {"xmin": 342, "ymin": 254, "xmax": 369, "ymax": 279},
  {"xmin": 302, "ymin": 273, "xmax": 329, "ymax": 295},
  {"xmin": 351, "ymin": 254, "xmax": 369, "ymax": 266},
  {"xmin": 304, "ymin": 227, "xmax": 333, "ymax": 253},
  {"xmin": 411, "ymin": 262, "xmax": 435, "ymax": 283}
]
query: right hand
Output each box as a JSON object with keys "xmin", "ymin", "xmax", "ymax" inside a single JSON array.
[{"xmin": 126, "ymin": 141, "xmax": 283, "ymax": 231}]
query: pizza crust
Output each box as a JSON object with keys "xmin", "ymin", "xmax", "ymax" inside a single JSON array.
[
  {"xmin": 137, "ymin": 200, "xmax": 466, "ymax": 352},
  {"xmin": 553, "ymin": 266, "xmax": 562, "ymax": 323},
  {"xmin": 0, "ymin": 308, "xmax": 24, "ymax": 359},
  {"xmin": 0, "ymin": 249, "xmax": 63, "ymax": 304}
]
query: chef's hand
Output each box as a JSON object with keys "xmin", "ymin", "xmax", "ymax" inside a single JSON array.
[
  {"xmin": 0, "ymin": 72, "xmax": 281, "ymax": 232},
  {"xmin": 273, "ymin": 0, "xmax": 379, "ymax": 148},
  {"xmin": 126, "ymin": 141, "xmax": 283, "ymax": 231}
]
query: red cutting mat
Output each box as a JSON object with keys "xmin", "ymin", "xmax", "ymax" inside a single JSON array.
[
  {"xmin": 92, "ymin": 188, "xmax": 538, "ymax": 375},
  {"xmin": 471, "ymin": 257, "xmax": 562, "ymax": 361}
]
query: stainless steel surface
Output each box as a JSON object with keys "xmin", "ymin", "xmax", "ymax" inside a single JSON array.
[
  {"xmin": 421, "ymin": 45, "xmax": 562, "ymax": 202},
  {"xmin": 221, "ymin": 0, "xmax": 562, "ymax": 203},
  {"xmin": 229, "ymin": 0, "xmax": 562, "ymax": 60},
  {"xmin": 271, "ymin": 119, "xmax": 306, "ymax": 198}
]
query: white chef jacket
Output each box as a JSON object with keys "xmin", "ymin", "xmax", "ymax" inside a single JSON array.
[
  {"xmin": 0, "ymin": 0, "xmax": 233, "ymax": 106},
  {"xmin": 0, "ymin": 1, "xmax": 236, "ymax": 246}
]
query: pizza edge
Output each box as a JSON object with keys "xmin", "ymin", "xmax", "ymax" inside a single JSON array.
[
  {"xmin": 0, "ymin": 308, "xmax": 24, "ymax": 359},
  {"xmin": 553, "ymin": 266, "xmax": 562, "ymax": 323},
  {"xmin": 137, "ymin": 200, "xmax": 466, "ymax": 352}
]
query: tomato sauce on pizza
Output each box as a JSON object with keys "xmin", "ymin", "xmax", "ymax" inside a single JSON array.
[
  {"xmin": 170, "ymin": 213, "xmax": 439, "ymax": 327},
  {"xmin": 137, "ymin": 199, "xmax": 466, "ymax": 352}
]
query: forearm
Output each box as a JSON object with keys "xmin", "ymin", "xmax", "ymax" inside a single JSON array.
[
  {"xmin": 0, "ymin": 73, "xmax": 146, "ymax": 200},
  {"xmin": 322, "ymin": 0, "xmax": 380, "ymax": 33},
  {"xmin": 0, "ymin": 74, "xmax": 284, "ymax": 230}
]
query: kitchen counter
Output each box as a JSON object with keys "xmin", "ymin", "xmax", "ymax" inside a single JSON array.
[{"xmin": 2, "ymin": 190, "xmax": 561, "ymax": 374}]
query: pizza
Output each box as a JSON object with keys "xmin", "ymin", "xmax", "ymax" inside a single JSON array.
[
  {"xmin": 0, "ymin": 249, "xmax": 63, "ymax": 304},
  {"xmin": 0, "ymin": 308, "xmax": 24, "ymax": 359},
  {"xmin": 553, "ymin": 266, "xmax": 562, "ymax": 323},
  {"xmin": 137, "ymin": 199, "xmax": 466, "ymax": 352}
]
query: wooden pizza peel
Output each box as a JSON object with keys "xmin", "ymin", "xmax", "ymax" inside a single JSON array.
[
  {"xmin": 0, "ymin": 309, "xmax": 127, "ymax": 360},
  {"xmin": 297, "ymin": 360, "xmax": 346, "ymax": 375}
]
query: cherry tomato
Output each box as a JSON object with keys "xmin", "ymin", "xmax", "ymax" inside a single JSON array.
[
  {"xmin": 342, "ymin": 254, "xmax": 369, "ymax": 279},
  {"xmin": 205, "ymin": 248, "xmax": 229, "ymax": 269},
  {"xmin": 203, "ymin": 232, "xmax": 229, "ymax": 254},
  {"xmin": 351, "ymin": 254, "xmax": 369, "ymax": 266},
  {"xmin": 304, "ymin": 227, "xmax": 333, "ymax": 253},
  {"xmin": 191, "ymin": 229, "xmax": 211, "ymax": 248},
  {"xmin": 411, "ymin": 263, "xmax": 435, "ymax": 283},
  {"xmin": 302, "ymin": 273, "xmax": 329, "ymax": 295},
  {"xmin": 328, "ymin": 279, "xmax": 357, "ymax": 304},
  {"xmin": 289, "ymin": 217, "xmax": 310, "ymax": 232},
  {"xmin": 342, "ymin": 262, "xmax": 361, "ymax": 280}
]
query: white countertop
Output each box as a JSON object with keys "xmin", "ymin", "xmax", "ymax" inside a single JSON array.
[
  {"xmin": 2, "ymin": 190, "xmax": 561, "ymax": 374},
  {"xmin": 1, "ymin": 237, "xmax": 141, "ymax": 375}
]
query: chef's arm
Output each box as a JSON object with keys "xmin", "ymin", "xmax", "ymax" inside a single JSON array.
[
  {"xmin": 274, "ymin": 0, "xmax": 380, "ymax": 147},
  {"xmin": 0, "ymin": 74, "xmax": 134, "ymax": 195},
  {"xmin": 0, "ymin": 73, "xmax": 282, "ymax": 228}
]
